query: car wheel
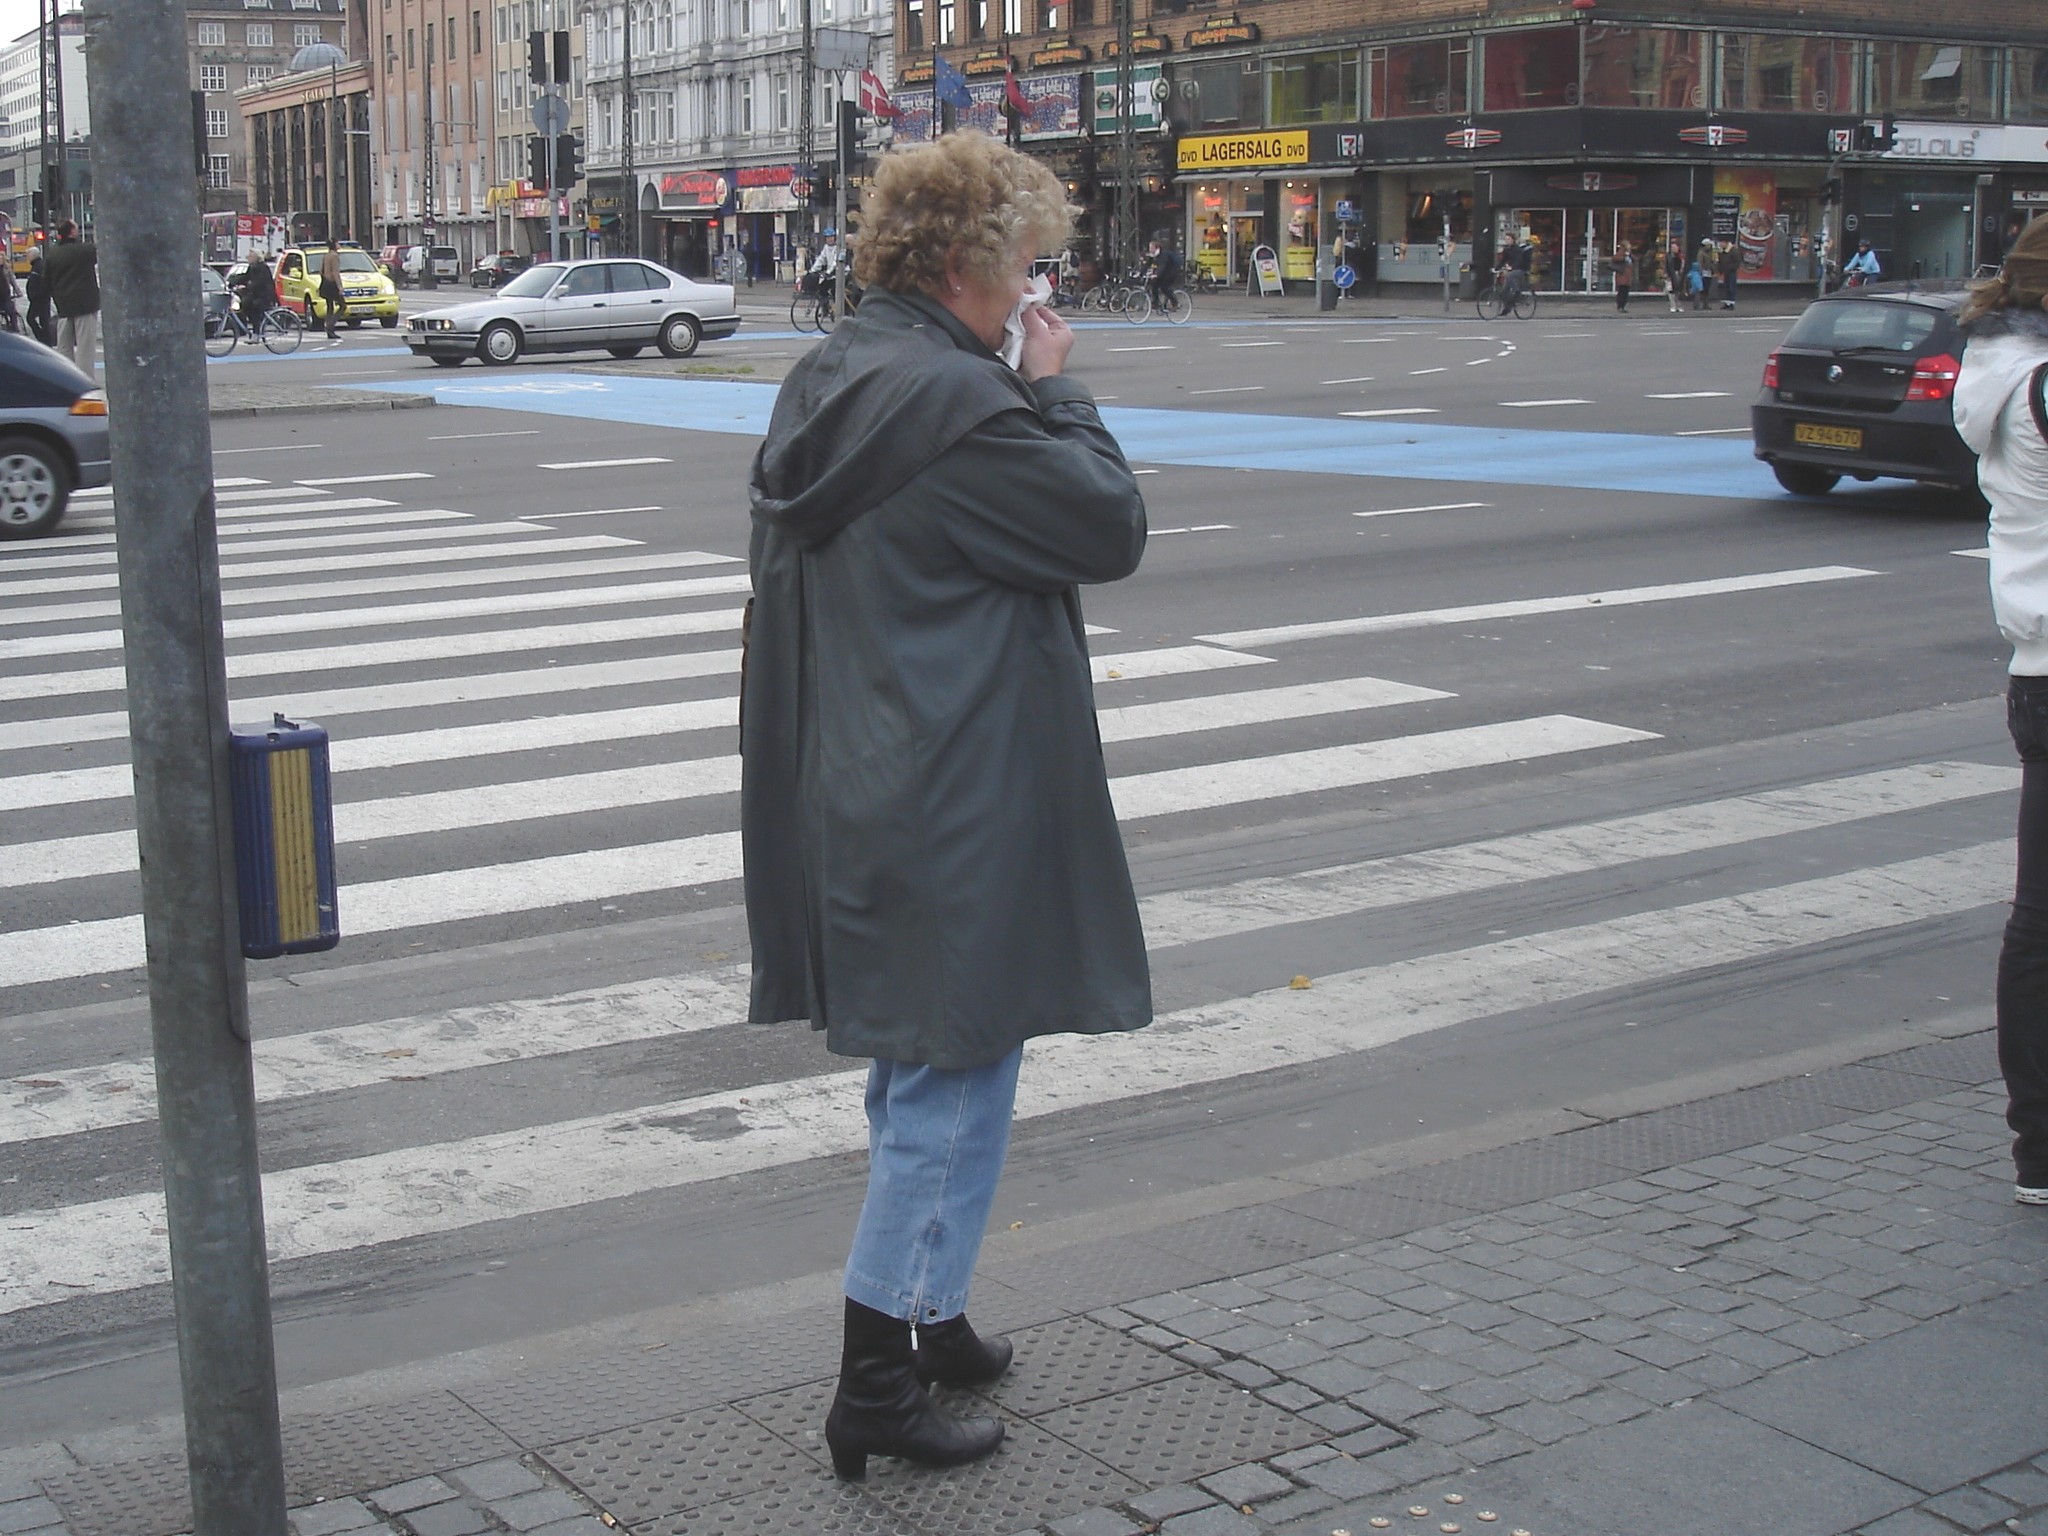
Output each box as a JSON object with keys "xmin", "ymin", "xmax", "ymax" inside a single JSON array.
[
  {"xmin": 380, "ymin": 315, "xmax": 398, "ymax": 328},
  {"xmin": 1772, "ymin": 463, "xmax": 1840, "ymax": 497},
  {"xmin": 607, "ymin": 345, "xmax": 644, "ymax": 359},
  {"xmin": 431, "ymin": 355, "xmax": 465, "ymax": 368},
  {"xmin": 656, "ymin": 314, "xmax": 701, "ymax": 358},
  {"xmin": 348, "ymin": 318, "xmax": 363, "ymax": 329},
  {"xmin": 479, "ymin": 322, "xmax": 523, "ymax": 365},
  {"xmin": 0, "ymin": 434, "xmax": 72, "ymax": 539}
]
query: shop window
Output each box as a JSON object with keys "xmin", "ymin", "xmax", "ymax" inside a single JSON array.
[
  {"xmin": 1716, "ymin": 34, "xmax": 1856, "ymax": 113},
  {"xmin": 1480, "ymin": 27, "xmax": 1578, "ymax": 112},
  {"xmin": 1404, "ymin": 184, "xmax": 1471, "ymax": 245},
  {"xmin": 1867, "ymin": 42, "xmax": 2001, "ymax": 121},
  {"xmin": 2016, "ymin": 49, "xmax": 2048, "ymax": 124},
  {"xmin": 1368, "ymin": 39, "xmax": 1468, "ymax": 119},
  {"xmin": 1170, "ymin": 58, "xmax": 1242, "ymax": 130},
  {"xmin": 1579, "ymin": 27, "xmax": 1702, "ymax": 110},
  {"xmin": 1265, "ymin": 49, "xmax": 1360, "ymax": 128}
]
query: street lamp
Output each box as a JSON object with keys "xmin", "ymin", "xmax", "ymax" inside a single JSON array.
[{"xmin": 291, "ymin": 41, "xmax": 348, "ymax": 242}]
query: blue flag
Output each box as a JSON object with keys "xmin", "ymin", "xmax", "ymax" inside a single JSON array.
[{"xmin": 933, "ymin": 53, "xmax": 973, "ymax": 110}]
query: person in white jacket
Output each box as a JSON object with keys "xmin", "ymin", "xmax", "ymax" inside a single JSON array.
[{"xmin": 1954, "ymin": 213, "xmax": 2048, "ymax": 1206}]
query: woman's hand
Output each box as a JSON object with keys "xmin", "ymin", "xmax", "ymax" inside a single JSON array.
[{"xmin": 1018, "ymin": 303, "xmax": 1073, "ymax": 382}]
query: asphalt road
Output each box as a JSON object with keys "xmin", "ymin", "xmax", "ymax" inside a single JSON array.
[{"xmin": 0, "ymin": 297, "xmax": 2013, "ymax": 1455}]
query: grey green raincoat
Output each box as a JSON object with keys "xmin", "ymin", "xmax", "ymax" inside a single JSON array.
[{"xmin": 741, "ymin": 288, "xmax": 1151, "ymax": 1069}]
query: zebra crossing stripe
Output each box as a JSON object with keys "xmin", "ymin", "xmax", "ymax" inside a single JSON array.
[
  {"xmin": 0, "ymin": 842, "xmax": 2002, "ymax": 1312},
  {"xmin": 0, "ymin": 519, "xmax": 560, "ymax": 572},
  {"xmin": 0, "ymin": 762, "xmax": 2012, "ymax": 1144},
  {"xmin": 1197, "ymin": 567, "xmax": 1879, "ymax": 649},
  {"xmin": 0, "ymin": 713, "xmax": 1645, "ymax": 985}
]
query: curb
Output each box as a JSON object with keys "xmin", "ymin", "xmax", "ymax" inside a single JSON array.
[{"xmin": 207, "ymin": 390, "xmax": 437, "ymax": 420}]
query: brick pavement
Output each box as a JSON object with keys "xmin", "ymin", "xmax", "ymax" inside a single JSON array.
[{"xmin": 5, "ymin": 1029, "xmax": 2044, "ymax": 1536}]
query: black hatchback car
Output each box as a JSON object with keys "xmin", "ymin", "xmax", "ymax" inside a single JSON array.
[{"xmin": 1751, "ymin": 287, "xmax": 1977, "ymax": 499}]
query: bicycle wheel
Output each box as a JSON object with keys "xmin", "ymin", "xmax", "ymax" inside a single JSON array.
[
  {"xmin": 789, "ymin": 293, "xmax": 811, "ymax": 331},
  {"xmin": 1124, "ymin": 288, "xmax": 1152, "ymax": 324},
  {"xmin": 261, "ymin": 309, "xmax": 303, "ymax": 354},
  {"xmin": 1474, "ymin": 287, "xmax": 1503, "ymax": 321},
  {"xmin": 1164, "ymin": 288, "xmax": 1193, "ymax": 324},
  {"xmin": 816, "ymin": 296, "xmax": 839, "ymax": 333},
  {"xmin": 1079, "ymin": 284, "xmax": 1108, "ymax": 312},
  {"xmin": 1511, "ymin": 287, "xmax": 1537, "ymax": 320},
  {"xmin": 204, "ymin": 313, "xmax": 236, "ymax": 357}
]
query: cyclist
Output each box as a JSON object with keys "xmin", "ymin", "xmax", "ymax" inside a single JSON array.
[
  {"xmin": 1143, "ymin": 239, "xmax": 1183, "ymax": 314},
  {"xmin": 1843, "ymin": 240, "xmax": 1882, "ymax": 288},
  {"xmin": 232, "ymin": 250, "xmax": 277, "ymax": 328},
  {"xmin": 1493, "ymin": 235, "xmax": 1530, "ymax": 306}
]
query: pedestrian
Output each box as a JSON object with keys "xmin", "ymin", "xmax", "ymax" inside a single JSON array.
[
  {"xmin": 1687, "ymin": 253, "xmax": 1708, "ymax": 311},
  {"xmin": 0, "ymin": 260, "xmax": 20, "ymax": 335},
  {"xmin": 1612, "ymin": 243, "xmax": 1636, "ymax": 313},
  {"xmin": 1718, "ymin": 240, "xmax": 1741, "ymax": 310},
  {"xmin": 318, "ymin": 235, "xmax": 344, "ymax": 341},
  {"xmin": 1953, "ymin": 214, "xmax": 2048, "ymax": 1207},
  {"xmin": 23, "ymin": 254, "xmax": 51, "ymax": 346},
  {"xmin": 742, "ymin": 129, "xmax": 1149, "ymax": 1480},
  {"xmin": 44, "ymin": 219, "xmax": 98, "ymax": 370},
  {"xmin": 1666, "ymin": 239, "xmax": 1685, "ymax": 313}
]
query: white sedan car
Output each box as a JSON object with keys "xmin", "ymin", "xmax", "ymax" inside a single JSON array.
[{"xmin": 405, "ymin": 257, "xmax": 741, "ymax": 366}]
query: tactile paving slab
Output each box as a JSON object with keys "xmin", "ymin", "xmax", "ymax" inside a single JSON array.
[
  {"xmin": 1139, "ymin": 1204, "xmax": 1354, "ymax": 1272},
  {"xmin": 635, "ymin": 1466, "xmax": 935, "ymax": 1535},
  {"xmin": 459, "ymin": 1307, "xmax": 838, "ymax": 1443},
  {"xmin": 731, "ymin": 1375, "xmax": 837, "ymax": 1460},
  {"xmin": 858, "ymin": 1417, "xmax": 1141, "ymax": 1536},
  {"xmin": 968, "ymin": 1315, "xmax": 1189, "ymax": 1418},
  {"xmin": 541, "ymin": 1403, "xmax": 815, "ymax": 1524},
  {"xmin": 979, "ymin": 1234, "xmax": 1230, "ymax": 1314},
  {"xmin": 1032, "ymin": 1368, "xmax": 1327, "ymax": 1485},
  {"xmin": 39, "ymin": 1452, "xmax": 191, "ymax": 1536},
  {"xmin": 283, "ymin": 1393, "xmax": 521, "ymax": 1502},
  {"xmin": 1364, "ymin": 1141, "xmax": 1635, "ymax": 1213}
]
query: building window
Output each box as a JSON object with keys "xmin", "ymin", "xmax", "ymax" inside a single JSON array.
[
  {"xmin": 1579, "ymin": 27, "xmax": 1701, "ymax": 110},
  {"xmin": 738, "ymin": 74, "xmax": 753, "ymax": 132},
  {"xmin": 1715, "ymin": 34, "xmax": 1857, "ymax": 114},
  {"xmin": 1479, "ymin": 26, "xmax": 1578, "ymax": 112},
  {"xmin": 776, "ymin": 0, "xmax": 788, "ymax": 26},
  {"xmin": 774, "ymin": 71, "xmax": 789, "ymax": 128},
  {"xmin": 2016, "ymin": 48, "xmax": 2048, "ymax": 124},
  {"xmin": 207, "ymin": 108, "xmax": 229, "ymax": 137},
  {"xmin": 447, "ymin": 18, "xmax": 456, "ymax": 56},
  {"xmin": 198, "ymin": 20, "xmax": 227, "ymax": 44},
  {"xmin": 1368, "ymin": 39, "xmax": 1469, "ymax": 119},
  {"xmin": 664, "ymin": 89, "xmax": 678, "ymax": 139},
  {"xmin": 200, "ymin": 63, "xmax": 228, "ymax": 92},
  {"xmin": 207, "ymin": 153, "xmax": 232, "ymax": 189},
  {"xmin": 473, "ymin": 8, "xmax": 483, "ymax": 53},
  {"xmin": 293, "ymin": 21, "xmax": 320, "ymax": 46},
  {"xmin": 1266, "ymin": 49, "xmax": 1360, "ymax": 126},
  {"xmin": 246, "ymin": 21, "xmax": 272, "ymax": 43},
  {"xmin": 247, "ymin": 62, "xmax": 277, "ymax": 84},
  {"xmin": 904, "ymin": 0, "xmax": 922, "ymax": 49},
  {"xmin": 1865, "ymin": 41, "xmax": 1999, "ymax": 121},
  {"xmin": 1001, "ymin": 0, "xmax": 1020, "ymax": 35},
  {"xmin": 1171, "ymin": 57, "xmax": 1241, "ymax": 129},
  {"xmin": 406, "ymin": 27, "xmax": 415, "ymax": 66},
  {"xmin": 735, "ymin": 0, "xmax": 749, "ymax": 35}
]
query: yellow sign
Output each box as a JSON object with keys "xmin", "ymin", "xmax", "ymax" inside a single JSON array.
[{"xmin": 1177, "ymin": 131, "xmax": 1310, "ymax": 171}]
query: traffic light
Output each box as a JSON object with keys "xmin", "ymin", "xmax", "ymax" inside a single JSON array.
[
  {"xmin": 1852, "ymin": 115, "xmax": 1897, "ymax": 154},
  {"xmin": 528, "ymin": 29, "xmax": 547, "ymax": 84},
  {"xmin": 553, "ymin": 29, "xmax": 571, "ymax": 84},
  {"xmin": 812, "ymin": 166, "xmax": 835, "ymax": 207},
  {"xmin": 528, "ymin": 134, "xmax": 548, "ymax": 186},
  {"xmin": 554, "ymin": 133, "xmax": 580, "ymax": 190},
  {"xmin": 1821, "ymin": 177, "xmax": 1843, "ymax": 207},
  {"xmin": 837, "ymin": 98, "xmax": 858, "ymax": 170},
  {"xmin": 30, "ymin": 190, "xmax": 43, "ymax": 226}
]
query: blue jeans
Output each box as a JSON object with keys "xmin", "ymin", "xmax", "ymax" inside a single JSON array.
[{"xmin": 843, "ymin": 1047, "xmax": 1023, "ymax": 1324}]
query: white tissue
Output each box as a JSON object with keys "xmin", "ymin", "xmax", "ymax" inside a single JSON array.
[{"xmin": 999, "ymin": 274, "xmax": 1054, "ymax": 369}]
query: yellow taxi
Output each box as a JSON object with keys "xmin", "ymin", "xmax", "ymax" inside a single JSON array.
[{"xmin": 273, "ymin": 243, "xmax": 401, "ymax": 328}]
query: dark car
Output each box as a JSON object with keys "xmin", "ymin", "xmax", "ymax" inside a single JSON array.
[
  {"xmin": 0, "ymin": 329, "xmax": 110, "ymax": 539},
  {"xmin": 1751, "ymin": 286, "xmax": 1977, "ymax": 499},
  {"xmin": 469, "ymin": 252, "xmax": 528, "ymax": 288},
  {"xmin": 202, "ymin": 265, "xmax": 232, "ymax": 330}
]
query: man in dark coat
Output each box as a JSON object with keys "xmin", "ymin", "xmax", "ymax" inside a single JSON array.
[
  {"xmin": 743, "ymin": 287, "xmax": 1152, "ymax": 1070},
  {"xmin": 23, "ymin": 255, "xmax": 52, "ymax": 347},
  {"xmin": 44, "ymin": 220, "xmax": 98, "ymax": 370}
]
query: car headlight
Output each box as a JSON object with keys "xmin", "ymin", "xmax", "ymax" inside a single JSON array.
[
  {"xmin": 70, "ymin": 390, "xmax": 106, "ymax": 417},
  {"xmin": 422, "ymin": 317, "xmax": 455, "ymax": 331}
]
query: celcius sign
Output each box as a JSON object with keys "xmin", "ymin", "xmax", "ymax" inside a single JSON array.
[{"xmin": 1176, "ymin": 130, "xmax": 1309, "ymax": 170}]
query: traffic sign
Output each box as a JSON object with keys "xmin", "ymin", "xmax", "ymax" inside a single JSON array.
[
  {"xmin": 1333, "ymin": 263, "xmax": 1357, "ymax": 290},
  {"xmin": 532, "ymin": 92, "xmax": 570, "ymax": 137}
]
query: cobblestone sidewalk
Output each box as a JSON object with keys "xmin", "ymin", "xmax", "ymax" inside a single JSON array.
[{"xmin": 6, "ymin": 1029, "xmax": 2043, "ymax": 1536}]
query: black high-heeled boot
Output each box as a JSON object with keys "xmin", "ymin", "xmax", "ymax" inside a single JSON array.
[
  {"xmin": 911, "ymin": 1314, "xmax": 1014, "ymax": 1387},
  {"xmin": 823, "ymin": 1298, "xmax": 1005, "ymax": 1481}
]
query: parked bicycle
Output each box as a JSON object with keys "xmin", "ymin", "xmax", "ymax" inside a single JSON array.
[
  {"xmin": 1080, "ymin": 274, "xmax": 1148, "ymax": 317},
  {"xmin": 1474, "ymin": 271, "xmax": 1536, "ymax": 320},
  {"xmin": 205, "ymin": 303, "xmax": 304, "ymax": 357}
]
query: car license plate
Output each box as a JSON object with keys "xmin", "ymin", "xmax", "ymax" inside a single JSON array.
[{"xmin": 1793, "ymin": 422, "xmax": 1863, "ymax": 451}]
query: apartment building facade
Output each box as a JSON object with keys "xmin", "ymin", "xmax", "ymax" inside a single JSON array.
[
  {"xmin": 190, "ymin": 0, "xmax": 351, "ymax": 219},
  {"xmin": 0, "ymin": 10, "xmax": 88, "ymax": 235},
  {"xmin": 582, "ymin": 0, "xmax": 894, "ymax": 280},
  {"xmin": 368, "ymin": 0, "xmax": 498, "ymax": 263},
  {"xmin": 482, "ymin": 0, "xmax": 588, "ymax": 261},
  {"xmin": 897, "ymin": 0, "xmax": 2048, "ymax": 294}
]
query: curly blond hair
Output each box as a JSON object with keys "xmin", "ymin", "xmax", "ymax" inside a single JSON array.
[
  {"xmin": 1960, "ymin": 213, "xmax": 2048, "ymax": 329},
  {"xmin": 852, "ymin": 129, "xmax": 1074, "ymax": 295}
]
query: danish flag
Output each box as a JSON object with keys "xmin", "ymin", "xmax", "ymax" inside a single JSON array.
[{"xmin": 860, "ymin": 69, "xmax": 903, "ymax": 120}]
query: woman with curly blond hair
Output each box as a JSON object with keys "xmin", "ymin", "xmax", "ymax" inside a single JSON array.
[
  {"xmin": 741, "ymin": 130, "xmax": 1151, "ymax": 1478},
  {"xmin": 1957, "ymin": 214, "xmax": 2048, "ymax": 1208}
]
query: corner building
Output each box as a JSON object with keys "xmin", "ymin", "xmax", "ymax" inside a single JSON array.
[{"xmin": 899, "ymin": 0, "xmax": 2048, "ymax": 295}]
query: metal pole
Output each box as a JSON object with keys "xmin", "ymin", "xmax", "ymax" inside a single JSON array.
[
  {"xmin": 422, "ymin": 31, "xmax": 436, "ymax": 287},
  {"xmin": 36, "ymin": 0, "xmax": 49, "ymax": 230},
  {"xmin": 79, "ymin": 4, "xmax": 288, "ymax": 1533},
  {"xmin": 328, "ymin": 60, "xmax": 338, "ymax": 239},
  {"xmin": 834, "ymin": 89, "xmax": 848, "ymax": 322},
  {"xmin": 621, "ymin": 0, "xmax": 635, "ymax": 258},
  {"xmin": 51, "ymin": 0, "xmax": 66, "ymax": 225},
  {"xmin": 798, "ymin": 0, "xmax": 813, "ymax": 261},
  {"xmin": 547, "ymin": 129, "xmax": 559, "ymax": 261},
  {"xmin": 1113, "ymin": 0, "xmax": 1135, "ymax": 279}
]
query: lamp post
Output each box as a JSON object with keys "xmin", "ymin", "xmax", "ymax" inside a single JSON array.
[{"xmin": 291, "ymin": 42, "xmax": 348, "ymax": 241}]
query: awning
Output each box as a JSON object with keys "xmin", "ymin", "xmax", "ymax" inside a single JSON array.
[{"xmin": 1921, "ymin": 47, "xmax": 1963, "ymax": 82}]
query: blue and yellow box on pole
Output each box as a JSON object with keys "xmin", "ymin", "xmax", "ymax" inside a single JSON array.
[{"xmin": 229, "ymin": 714, "xmax": 339, "ymax": 958}]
